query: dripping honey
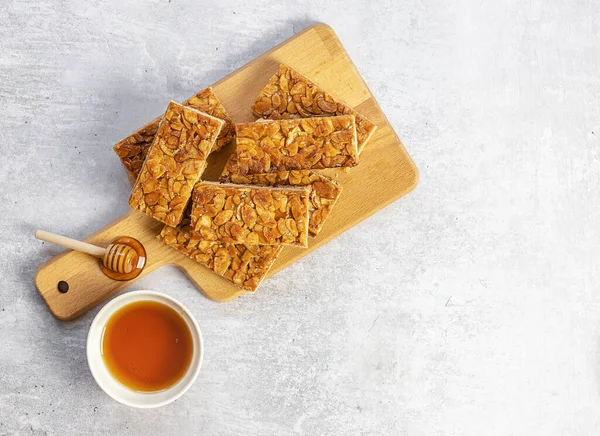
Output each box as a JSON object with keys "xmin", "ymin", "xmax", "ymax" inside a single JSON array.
[{"xmin": 101, "ymin": 300, "xmax": 193, "ymax": 392}]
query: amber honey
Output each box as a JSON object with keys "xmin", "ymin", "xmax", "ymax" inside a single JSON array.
[{"xmin": 102, "ymin": 300, "xmax": 193, "ymax": 392}]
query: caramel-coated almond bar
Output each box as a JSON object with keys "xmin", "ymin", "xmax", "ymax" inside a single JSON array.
[
  {"xmin": 220, "ymin": 154, "xmax": 342, "ymax": 236},
  {"xmin": 235, "ymin": 115, "xmax": 358, "ymax": 175},
  {"xmin": 129, "ymin": 102, "xmax": 224, "ymax": 227},
  {"xmin": 251, "ymin": 64, "xmax": 377, "ymax": 153},
  {"xmin": 190, "ymin": 181, "xmax": 310, "ymax": 247},
  {"xmin": 114, "ymin": 87, "xmax": 234, "ymax": 185},
  {"xmin": 159, "ymin": 220, "xmax": 282, "ymax": 292}
]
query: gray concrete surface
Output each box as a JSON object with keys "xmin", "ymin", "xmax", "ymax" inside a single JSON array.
[{"xmin": 1, "ymin": 0, "xmax": 599, "ymax": 435}]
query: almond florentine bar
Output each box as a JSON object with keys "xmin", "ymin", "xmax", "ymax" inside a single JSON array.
[
  {"xmin": 235, "ymin": 115, "xmax": 358, "ymax": 175},
  {"xmin": 220, "ymin": 154, "xmax": 342, "ymax": 237},
  {"xmin": 251, "ymin": 64, "xmax": 377, "ymax": 153},
  {"xmin": 159, "ymin": 220, "xmax": 282, "ymax": 292},
  {"xmin": 114, "ymin": 87, "xmax": 234, "ymax": 184},
  {"xmin": 129, "ymin": 101, "xmax": 224, "ymax": 227},
  {"xmin": 190, "ymin": 181, "xmax": 310, "ymax": 247}
]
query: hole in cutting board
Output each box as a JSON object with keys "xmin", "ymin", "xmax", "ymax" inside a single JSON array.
[{"xmin": 57, "ymin": 281, "xmax": 69, "ymax": 293}]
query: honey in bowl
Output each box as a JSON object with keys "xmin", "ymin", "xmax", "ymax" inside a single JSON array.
[{"xmin": 101, "ymin": 300, "xmax": 193, "ymax": 392}]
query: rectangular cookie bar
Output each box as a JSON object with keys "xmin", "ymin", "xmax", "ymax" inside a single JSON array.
[
  {"xmin": 129, "ymin": 101, "xmax": 224, "ymax": 227},
  {"xmin": 114, "ymin": 87, "xmax": 234, "ymax": 185},
  {"xmin": 235, "ymin": 115, "xmax": 358, "ymax": 175},
  {"xmin": 190, "ymin": 181, "xmax": 310, "ymax": 247},
  {"xmin": 220, "ymin": 154, "xmax": 342, "ymax": 236},
  {"xmin": 251, "ymin": 64, "xmax": 377, "ymax": 153},
  {"xmin": 159, "ymin": 220, "xmax": 282, "ymax": 292}
]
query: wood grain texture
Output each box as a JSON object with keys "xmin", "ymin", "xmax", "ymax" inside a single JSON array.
[{"xmin": 34, "ymin": 23, "xmax": 418, "ymax": 320}]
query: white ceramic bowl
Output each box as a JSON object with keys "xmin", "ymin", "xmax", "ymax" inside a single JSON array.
[{"xmin": 86, "ymin": 290, "xmax": 203, "ymax": 408}]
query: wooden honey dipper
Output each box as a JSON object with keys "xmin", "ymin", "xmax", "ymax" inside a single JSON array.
[{"xmin": 35, "ymin": 230, "xmax": 139, "ymax": 274}]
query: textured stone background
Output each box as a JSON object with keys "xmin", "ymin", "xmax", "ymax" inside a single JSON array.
[{"xmin": 1, "ymin": 0, "xmax": 600, "ymax": 435}]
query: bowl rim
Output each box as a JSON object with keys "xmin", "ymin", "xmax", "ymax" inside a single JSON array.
[{"xmin": 86, "ymin": 290, "xmax": 203, "ymax": 408}]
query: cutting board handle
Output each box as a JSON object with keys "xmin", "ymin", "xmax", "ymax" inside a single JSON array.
[
  {"xmin": 34, "ymin": 212, "xmax": 166, "ymax": 320},
  {"xmin": 34, "ymin": 210, "xmax": 248, "ymax": 320}
]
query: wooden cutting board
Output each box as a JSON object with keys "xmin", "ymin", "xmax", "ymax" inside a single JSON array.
[{"xmin": 34, "ymin": 24, "xmax": 418, "ymax": 320}]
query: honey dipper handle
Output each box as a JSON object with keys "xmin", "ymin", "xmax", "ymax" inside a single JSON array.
[{"xmin": 35, "ymin": 230, "xmax": 106, "ymax": 258}]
